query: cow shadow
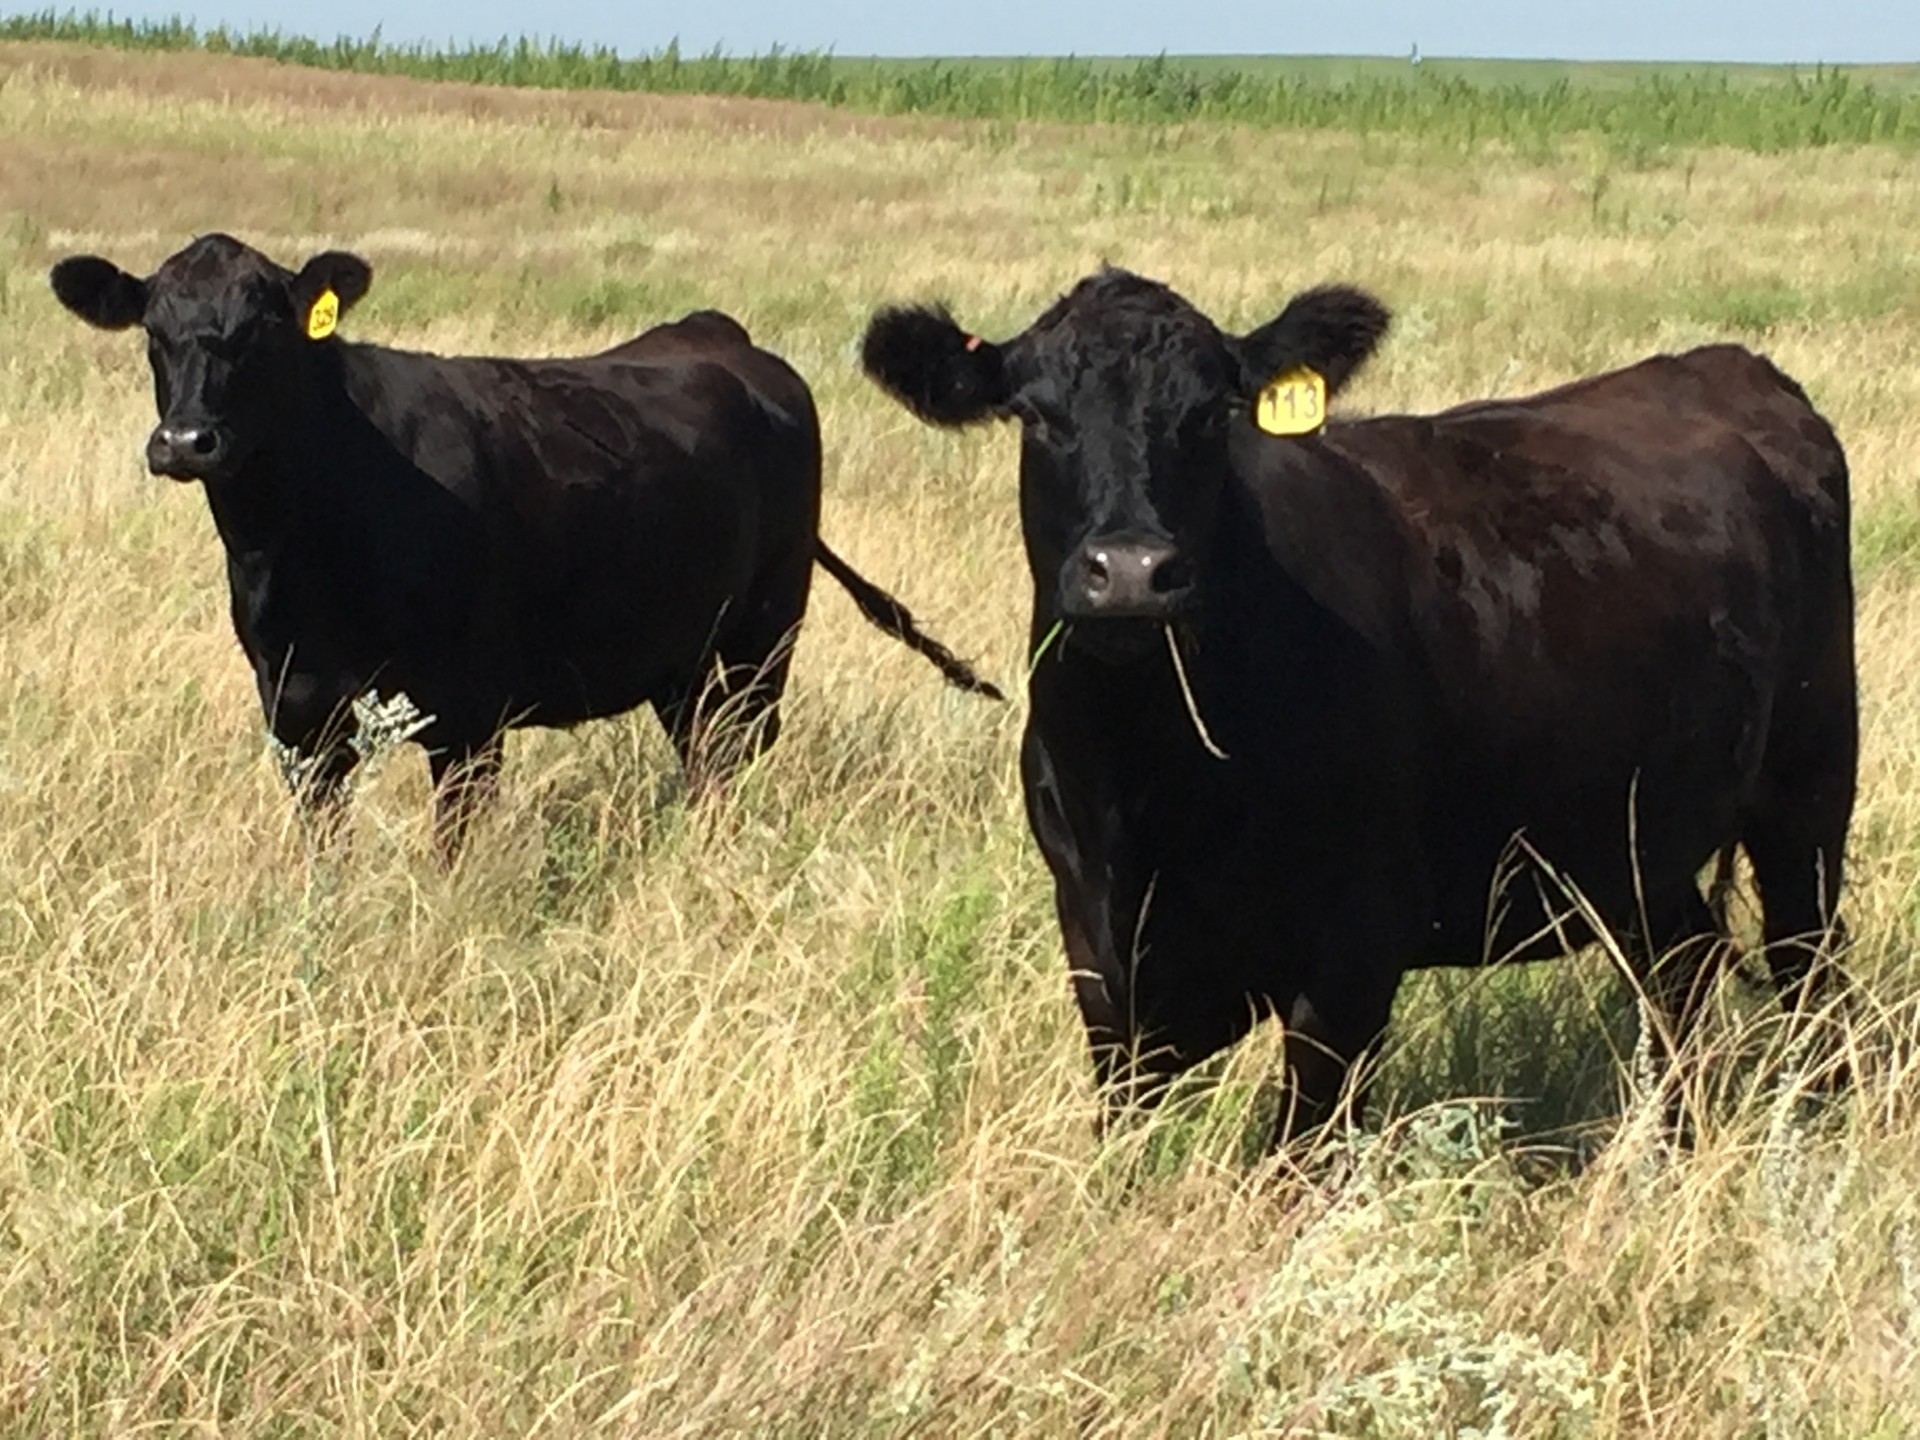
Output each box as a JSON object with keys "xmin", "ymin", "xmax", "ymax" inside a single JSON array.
[
  {"xmin": 1078, "ymin": 960, "xmax": 1826, "ymax": 1198},
  {"xmin": 1372, "ymin": 958, "xmax": 1648, "ymax": 1176},
  {"xmin": 1094, "ymin": 959, "xmax": 1642, "ymax": 1189},
  {"xmin": 1368, "ymin": 947, "xmax": 1855, "ymax": 1181},
  {"xmin": 1069, "ymin": 947, "xmax": 1870, "ymax": 1198}
]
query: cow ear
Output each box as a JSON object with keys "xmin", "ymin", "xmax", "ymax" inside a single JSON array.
[
  {"xmin": 861, "ymin": 304, "xmax": 1013, "ymax": 427},
  {"xmin": 49, "ymin": 256, "xmax": 148, "ymax": 330},
  {"xmin": 1236, "ymin": 285, "xmax": 1391, "ymax": 397},
  {"xmin": 290, "ymin": 250, "xmax": 373, "ymax": 338}
]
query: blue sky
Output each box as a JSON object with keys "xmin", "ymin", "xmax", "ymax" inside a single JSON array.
[{"xmin": 47, "ymin": 0, "xmax": 1920, "ymax": 62}]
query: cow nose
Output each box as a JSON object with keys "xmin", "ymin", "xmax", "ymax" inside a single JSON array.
[
  {"xmin": 146, "ymin": 423, "xmax": 225, "ymax": 478},
  {"xmin": 1066, "ymin": 534, "xmax": 1194, "ymax": 617}
]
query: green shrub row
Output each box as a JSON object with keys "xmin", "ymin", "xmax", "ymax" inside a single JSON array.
[{"xmin": 6, "ymin": 9, "xmax": 1920, "ymax": 151}]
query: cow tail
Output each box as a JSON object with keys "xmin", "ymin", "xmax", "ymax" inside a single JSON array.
[{"xmin": 813, "ymin": 541, "xmax": 1005, "ymax": 700}]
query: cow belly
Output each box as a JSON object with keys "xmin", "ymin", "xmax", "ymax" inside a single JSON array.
[
  {"xmin": 501, "ymin": 541, "xmax": 761, "ymax": 720},
  {"xmin": 1415, "ymin": 568, "xmax": 1777, "ymax": 957},
  {"xmin": 507, "ymin": 660, "xmax": 663, "ymax": 727},
  {"xmin": 1420, "ymin": 714, "xmax": 1766, "ymax": 967}
]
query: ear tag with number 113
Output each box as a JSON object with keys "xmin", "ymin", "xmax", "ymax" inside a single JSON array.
[
  {"xmin": 305, "ymin": 288, "xmax": 340, "ymax": 341},
  {"xmin": 1254, "ymin": 366, "xmax": 1326, "ymax": 437}
]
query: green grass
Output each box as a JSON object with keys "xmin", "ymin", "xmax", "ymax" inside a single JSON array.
[{"xmin": 7, "ymin": 9, "xmax": 1920, "ymax": 151}]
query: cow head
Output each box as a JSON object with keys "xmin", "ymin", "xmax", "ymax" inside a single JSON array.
[
  {"xmin": 862, "ymin": 268, "xmax": 1388, "ymax": 655},
  {"xmin": 50, "ymin": 234, "xmax": 372, "ymax": 482}
]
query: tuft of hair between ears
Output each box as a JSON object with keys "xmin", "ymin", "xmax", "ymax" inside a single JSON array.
[
  {"xmin": 860, "ymin": 304, "xmax": 1009, "ymax": 427},
  {"xmin": 1241, "ymin": 284, "xmax": 1392, "ymax": 397}
]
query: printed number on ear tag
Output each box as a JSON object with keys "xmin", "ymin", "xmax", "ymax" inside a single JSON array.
[
  {"xmin": 1254, "ymin": 367, "xmax": 1326, "ymax": 437},
  {"xmin": 305, "ymin": 288, "xmax": 340, "ymax": 341}
]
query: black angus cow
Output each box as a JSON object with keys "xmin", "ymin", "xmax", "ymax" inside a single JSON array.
[
  {"xmin": 863, "ymin": 267, "xmax": 1856, "ymax": 1146},
  {"xmin": 51, "ymin": 233, "xmax": 1000, "ymax": 852}
]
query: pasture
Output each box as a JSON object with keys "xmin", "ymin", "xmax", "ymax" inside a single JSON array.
[{"xmin": 2, "ymin": 38, "xmax": 1920, "ymax": 1435}]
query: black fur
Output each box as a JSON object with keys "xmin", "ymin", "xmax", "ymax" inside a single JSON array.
[
  {"xmin": 290, "ymin": 250, "xmax": 374, "ymax": 324},
  {"xmin": 50, "ymin": 234, "xmax": 1001, "ymax": 857},
  {"xmin": 860, "ymin": 304, "xmax": 1010, "ymax": 427},
  {"xmin": 49, "ymin": 255, "xmax": 148, "ymax": 330},
  {"xmin": 1234, "ymin": 284, "xmax": 1391, "ymax": 396},
  {"xmin": 866, "ymin": 264, "xmax": 1858, "ymax": 1153}
]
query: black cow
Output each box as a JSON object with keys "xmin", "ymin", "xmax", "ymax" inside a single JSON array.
[
  {"xmin": 863, "ymin": 267, "xmax": 1856, "ymax": 1146},
  {"xmin": 51, "ymin": 233, "xmax": 1000, "ymax": 852}
]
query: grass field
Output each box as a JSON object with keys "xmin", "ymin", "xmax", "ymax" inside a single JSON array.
[
  {"xmin": 3, "ymin": 36, "xmax": 1920, "ymax": 1437},
  {"xmin": 6, "ymin": 11, "xmax": 1920, "ymax": 148}
]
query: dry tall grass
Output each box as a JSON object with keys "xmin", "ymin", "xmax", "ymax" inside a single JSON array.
[{"xmin": 2, "ymin": 41, "xmax": 1920, "ymax": 1437}]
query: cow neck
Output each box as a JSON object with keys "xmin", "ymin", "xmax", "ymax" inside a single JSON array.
[
  {"xmin": 1034, "ymin": 600, "xmax": 1237, "ymax": 782},
  {"xmin": 197, "ymin": 343, "xmax": 372, "ymax": 565},
  {"xmin": 199, "ymin": 464, "xmax": 286, "ymax": 565},
  {"xmin": 194, "ymin": 345, "xmax": 405, "ymax": 685}
]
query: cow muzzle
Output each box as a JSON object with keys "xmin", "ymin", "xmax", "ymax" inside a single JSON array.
[
  {"xmin": 1060, "ymin": 532, "xmax": 1195, "ymax": 620},
  {"xmin": 146, "ymin": 422, "xmax": 231, "ymax": 481}
]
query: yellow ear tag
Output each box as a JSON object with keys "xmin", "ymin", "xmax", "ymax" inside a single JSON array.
[
  {"xmin": 1254, "ymin": 366, "xmax": 1326, "ymax": 437},
  {"xmin": 305, "ymin": 288, "xmax": 339, "ymax": 341}
]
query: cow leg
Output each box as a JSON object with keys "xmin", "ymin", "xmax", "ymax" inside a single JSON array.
[
  {"xmin": 1060, "ymin": 901, "xmax": 1253, "ymax": 1128},
  {"xmin": 1271, "ymin": 973, "xmax": 1399, "ymax": 1151},
  {"xmin": 661, "ymin": 620, "xmax": 800, "ymax": 800},
  {"xmin": 1738, "ymin": 634, "xmax": 1856, "ymax": 1078},
  {"xmin": 1263, "ymin": 846, "xmax": 1425, "ymax": 1152},
  {"xmin": 1743, "ymin": 801, "xmax": 1854, "ymax": 1088},
  {"xmin": 428, "ymin": 735, "xmax": 503, "ymax": 864},
  {"xmin": 701, "ymin": 535, "xmax": 812, "ymax": 782},
  {"xmin": 1620, "ymin": 886, "xmax": 1729, "ymax": 1130},
  {"xmin": 1743, "ymin": 811, "xmax": 1851, "ymax": 1016},
  {"xmin": 1627, "ymin": 888, "xmax": 1727, "ymax": 1058},
  {"xmin": 1060, "ymin": 901, "xmax": 1170, "ymax": 1121},
  {"xmin": 712, "ymin": 619, "xmax": 798, "ymax": 767},
  {"xmin": 656, "ymin": 666, "xmax": 763, "ymax": 801},
  {"xmin": 288, "ymin": 740, "xmax": 359, "ymax": 850},
  {"xmin": 708, "ymin": 545, "xmax": 808, "ymax": 772}
]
